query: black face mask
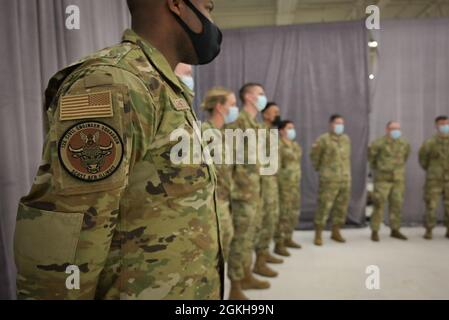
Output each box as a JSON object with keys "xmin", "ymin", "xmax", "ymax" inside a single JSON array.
[
  {"xmin": 273, "ymin": 116, "xmax": 282, "ymax": 127},
  {"xmin": 172, "ymin": 0, "xmax": 223, "ymax": 65}
]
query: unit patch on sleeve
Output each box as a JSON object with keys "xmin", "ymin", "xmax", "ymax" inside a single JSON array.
[
  {"xmin": 60, "ymin": 91, "xmax": 114, "ymax": 121},
  {"xmin": 58, "ymin": 121, "xmax": 124, "ymax": 182}
]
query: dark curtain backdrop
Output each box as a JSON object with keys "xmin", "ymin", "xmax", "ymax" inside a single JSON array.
[
  {"xmin": 0, "ymin": 0, "xmax": 130, "ymax": 300},
  {"xmin": 370, "ymin": 18, "xmax": 449, "ymax": 226},
  {"xmin": 195, "ymin": 21, "xmax": 370, "ymax": 230}
]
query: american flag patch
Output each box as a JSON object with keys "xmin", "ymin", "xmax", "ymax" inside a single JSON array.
[{"xmin": 59, "ymin": 91, "xmax": 114, "ymax": 121}]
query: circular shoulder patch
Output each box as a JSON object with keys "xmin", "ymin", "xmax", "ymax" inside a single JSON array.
[{"xmin": 58, "ymin": 121, "xmax": 124, "ymax": 182}]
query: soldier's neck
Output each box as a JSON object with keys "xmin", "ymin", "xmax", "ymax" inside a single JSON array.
[
  {"xmin": 282, "ymin": 137, "xmax": 292, "ymax": 145},
  {"xmin": 243, "ymin": 104, "xmax": 258, "ymax": 119},
  {"xmin": 132, "ymin": 26, "xmax": 180, "ymax": 70},
  {"xmin": 210, "ymin": 113, "xmax": 224, "ymax": 129}
]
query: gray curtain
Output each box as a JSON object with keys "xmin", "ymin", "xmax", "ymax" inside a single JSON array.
[
  {"xmin": 371, "ymin": 18, "xmax": 449, "ymax": 226},
  {"xmin": 0, "ymin": 0, "xmax": 130, "ymax": 300},
  {"xmin": 195, "ymin": 21, "xmax": 370, "ymax": 230}
]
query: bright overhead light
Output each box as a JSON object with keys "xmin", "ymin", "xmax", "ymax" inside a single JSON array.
[
  {"xmin": 369, "ymin": 74, "xmax": 375, "ymax": 80},
  {"xmin": 368, "ymin": 41, "xmax": 378, "ymax": 48}
]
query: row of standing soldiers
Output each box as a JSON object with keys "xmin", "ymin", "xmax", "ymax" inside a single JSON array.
[{"xmin": 200, "ymin": 84, "xmax": 449, "ymax": 300}]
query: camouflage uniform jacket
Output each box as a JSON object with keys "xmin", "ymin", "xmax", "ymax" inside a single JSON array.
[
  {"xmin": 368, "ymin": 136, "xmax": 410, "ymax": 182},
  {"xmin": 14, "ymin": 29, "xmax": 223, "ymax": 300},
  {"xmin": 419, "ymin": 135, "xmax": 449, "ymax": 182},
  {"xmin": 310, "ymin": 132, "xmax": 351, "ymax": 182}
]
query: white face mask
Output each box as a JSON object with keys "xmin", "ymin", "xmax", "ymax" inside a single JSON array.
[{"xmin": 180, "ymin": 76, "xmax": 195, "ymax": 91}]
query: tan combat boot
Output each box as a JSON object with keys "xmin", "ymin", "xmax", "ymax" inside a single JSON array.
[
  {"xmin": 423, "ymin": 227, "xmax": 433, "ymax": 240},
  {"xmin": 266, "ymin": 252, "xmax": 284, "ymax": 264},
  {"xmin": 391, "ymin": 229, "xmax": 408, "ymax": 240},
  {"xmin": 241, "ymin": 266, "xmax": 270, "ymax": 290},
  {"xmin": 253, "ymin": 254, "xmax": 278, "ymax": 278},
  {"xmin": 371, "ymin": 230, "xmax": 380, "ymax": 242},
  {"xmin": 331, "ymin": 225, "xmax": 346, "ymax": 243},
  {"xmin": 274, "ymin": 242, "xmax": 291, "ymax": 257},
  {"xmin": 229, "ymin": 281, "xmax": 249, "ymax": 300},
  {"xmin": 285, "ymin": 238, "xmax": 302, "ymax": 249},
  {"xmin": 314, "ymin": 226, "xmax": 323, "ymax": 246}
]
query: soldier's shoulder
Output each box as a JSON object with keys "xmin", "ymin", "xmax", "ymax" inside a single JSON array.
[
  {"xmin": 423, "ymin": 136, "xmax": 437, "ymax": 146},
  {"xmin": 399, "ymin": 138, "xmax": 410, "ymax": 146},
  {"xmin": 69, "ymin": 42, "xmax": 159, "ymax": 82},
  {"xmin": 371, "ymin": 136, "xmax": 386, "ymax": 146},
  {"xmin": 317, "ymin": 132, "xmax": 330, "ymax": 141},
  {"xmin": 343, "ymin": 134, "xmax": 351, "ymax": 142}
]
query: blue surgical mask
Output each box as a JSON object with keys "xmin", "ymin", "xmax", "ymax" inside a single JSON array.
[
  {"xmin": 256, "ymin": 95, "xmax": 268, "ymax": 112},
  {"xmin": 439, "ymin": 124, "xmax": 449, "ymax": 135},
  {"xmin": 287, "ymin": 128, "xmax": 297, "ymax": 141},
  {"xmin": 224, "ymin": 106, "xmax": 239, "ymax": 124},
  {"xmin": 334, "ymin": 124, "xmax": 345, "ymax": 135},
  {"xmin": 390, "ymin": 130, "xmax": 402, "ymax": 140},
  {"xmin": 180, "ymin": 76, "xmax": 195, "ymax": 91}
]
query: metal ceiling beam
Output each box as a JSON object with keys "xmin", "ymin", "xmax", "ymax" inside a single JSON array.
[
  {"xmin": 417, "ymin": 0, "xmax": 440, "ymax": 17},
  {"xmin": 276, "ymin": 0, "xmax": 299, "ymax": 25}
]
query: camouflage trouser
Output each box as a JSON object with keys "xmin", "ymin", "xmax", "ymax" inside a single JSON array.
[
  {"xmin": 228, "ymin": 199, "xmax": 258, "ymax": 281},
  {"xmin": 275, "ymin": 182, "xmax": 297, "ymax": 244},
  {"xmin": 314, "ymin": 180, "xmax": 351, "ymax": 228},
  {"xmin": 217, "ymin": 199, "xmax": 234, "ymax": 262},
  {"xmin": 285, "ymin": 188, "xmax": 301, "ymax": 241},
  {"xmin": 255, "ymin": 176, "xmax": 280, "ymax": 254},
  {"xmin": 424, "ymin": 180, "xmax": 449, "ymax": 229},
  {"xmin": 371, "ymin": 180, "xmax": 405, "ymax": 231}
]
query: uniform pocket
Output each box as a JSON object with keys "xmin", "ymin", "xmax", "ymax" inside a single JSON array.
[{"xmin": 14, "ymin": 203, "xmax": 84, "ymax": 273}]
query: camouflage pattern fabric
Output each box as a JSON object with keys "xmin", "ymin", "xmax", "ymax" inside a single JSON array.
[
  {"xmin": 311, "ymin": 133, "xmax": 351, "ymax": 227},
  {"xmin": 368, "ymin": 136, "xmax": 410, "ymax": 231},
  {"xmin": 202, "ymin": 121, "xmax": 234, "ymax": 261},
  {"xmin": 255, "ymin": 123, "xmax": 280, "ymax": 254},
  {"xmin": 275, "ymin": 139, "xmax": 302, "ymax": 244},
  {"xmin": 226, "ymin": 110, "xmax": 261, "ymax": 281},
  {"xmin": 419, "ymin": 135, "xmax": 449, "ymax": 228},
  {"xmin": 14, "ymin": 29, "xmax": 223, "ymax": 300}
]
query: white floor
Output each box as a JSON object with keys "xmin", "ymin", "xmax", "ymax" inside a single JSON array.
[{"xmin": 224, "ymin": 227, "xmax": 449, "ymax": 300}]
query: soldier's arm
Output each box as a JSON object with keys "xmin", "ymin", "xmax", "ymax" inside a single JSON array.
[
  {"xmin": 418, "ymin": 141, "xmax": 429, "ymax": 170},
  {"xmin": 404, "ymin": 142, "xmax": 411, "ymax": 162},
  {"xmin": 310, "ymin": 138, "xmax": 322, "ymax": 171},
  {"xmin": 14, "ymin": 66, "xmax": 155, "ymax": 300},
  {"xmin": 368, "ymin": 141, "xmax": 378, "ymax": 170}
]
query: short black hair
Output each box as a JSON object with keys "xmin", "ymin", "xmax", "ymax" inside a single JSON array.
[
  {"xmin": 329, "ymin": 114, "xmax": 344, "ymax": 123},
  {"xmin": 239, "ymin": 83, "xmax": 264, "ymax": 103},
  {"xmin": 262, "ymin": 102, "xmax": 278, "ymax": 114},
  {"xmin": 386, "ymin": 121, "xmax": 399, "ymax": 128},
  {"xmin": 278, "ymin": 120, "xmax": 293, "ymax": 130},
  {"xmin": 435, "ymin": 115, "xmax": 449, "ymax": 123}
]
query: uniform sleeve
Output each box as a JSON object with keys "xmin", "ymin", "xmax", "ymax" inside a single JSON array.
[
  {"xmin": 14, "ymin": 67, "xmax": 154, "ymax": 300},
  {"xmin": 404, "ymin": 142, "xmax": 411, "ymax": 163},
  {"xmin": 368, "ymin": 141, "xmax": 378, "ymax": 171},
  {"xmin": 418, "ymin": 141, "xmax": 429, "ymax": 171},
  {"xmin": 310, "ymin": 138, "xmax": 322, "ymax": 171}
]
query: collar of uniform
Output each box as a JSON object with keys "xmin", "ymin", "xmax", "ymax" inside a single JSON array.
[
  {"xmin": 241, "ymin": 109, "xmax": 258, "ymax": 127},
  {"xmin": 329, "ymin": 132, "xmax": 341, "ymax": 140},
  {"xmin": 122, "ymin": 29, "xmax": 184, "ymax": 93},
  {"xmin": 437, "ymin": 134, "xmax": 449, "ymax": 140},
  {"xmin": 205, "ymin": 120, "xmax": 217, "ymax": 129}
]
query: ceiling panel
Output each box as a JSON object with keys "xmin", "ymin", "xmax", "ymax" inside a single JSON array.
[{"xmin": 211, "ymin": 0, "xmax": 449, "ymax": 29}]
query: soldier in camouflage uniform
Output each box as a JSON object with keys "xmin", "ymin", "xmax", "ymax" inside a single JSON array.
[
  {"xmin": 419, "ymin": 115, "xmax": 449, "ymax": 240},
  {"xmin": 200, "ymin": 87, "xmax": 239, "ymax": 262},
  {"xmin": 253, "ymin": 103, "xmax": 283, "ymax": 279},
  {"xmin": 368, "ymin": 121, "xmax": 410, "ymax": 242},
  {"xmin": 310, "ymin": 114, "xmax": 351, "ymax": 246},
  {"xmin": 14, "ymin": 0, "xmax": 224, "ymax": 300},
  {"xmin": 274, "ymin": 121, "xmax": 303, "ymax": 257},
  {"xmin": 226, "ymin": 83, "xmax": 270, "ymax": 300}
]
